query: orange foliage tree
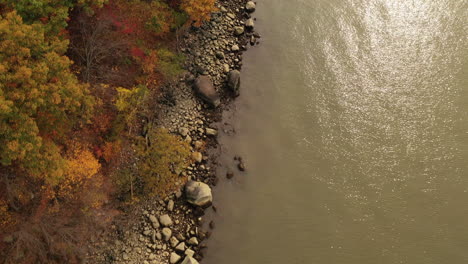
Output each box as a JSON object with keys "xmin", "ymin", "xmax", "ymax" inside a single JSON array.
[
  {"xmin": 180, "ymin": 0, "xmax": 217, "ymax": 26},
  {"xmin": 58, "ymin": 145, "xmax": 101, "ymax": 201}
]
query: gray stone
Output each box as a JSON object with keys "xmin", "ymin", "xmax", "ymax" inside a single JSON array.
[
  {"xmin": 192, "ymin": 152, "xmax": 203, "ymax": 163},
  {"xmin": 187, "ymin": 237, "xmax": 199, "ymax": 246},
  {"xmin": 215, "ymin": 51, "xmax": 225, "ymax": 59},
  {"xmin": 167, "ymin": 200, "xmax": 174, "ymax": 212},
  {"xmin": 185, "ymin": 181, "xmax": 213, "ymax": 207},
  {"xmin": 175, "ymin": 242, "xmax": 186, "ymax": 252},
  {"xmin": 156, "ymin": 232, "xmax": 162, "ymax": 240},
  {"xmin": 149, "ymin": 215, "xmax": 160, "ymax": 229},
  {"xmin": 245, "ymin": 18, "xmax": 255, "ymax": 29},
  {"xmin": 170, "ymin": 252, "xmax": 182, "ymax": 264},
  {"xmin": 185, "ymin": 248, "xmax": 195, "ymax": 257},
  {"xmin": 179, "ymin": 127, "xmax": 189, "ymax": 137},
  {"xmin": 170, "ymin": 236, "xmax": 179, "ymax": 248},
  {"xmin": 246, "ymin": 1, "xmax": 256, "ymax": 12},
  {"xmin": 159, "ymin": 214, "xmax": 173, "ymax": 227},
  {"xmin": 205, "ymin": 128, "xmax": 218, "ymax": 136},
  {"xmin": 223, "ymin": 64, "xmax": 230, "ymax": 73},
  {"xmin": 181, "ymin": 256, "xmax": 199, "ymax": 264},
  {"xmin": 250, "ymin": 35, "xmax": 256, "ymax": 45},
  {"xmin": 193, "ymin": 140, "xmax": 203, "ymax": 150},
  {"xmin": 228, "ymin": 70, "xmax": 241, "ymax": 96},
  {"xmin": 162, "ymin": 228, "xmax": 172, "ymax": 241},
  {"xmin": 234, "ymin": 26, "xmax": 244, "ymax": 35},
  {"xmin": 193, "ymin": 76, "xmax": 220, "ymax": 108}
]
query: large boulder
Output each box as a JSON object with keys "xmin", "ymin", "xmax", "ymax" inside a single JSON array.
[
  {"xmin": 185, "ymin": 181, "xmax": 212, "ymax": 207},
  {"xmin": 181, "ymin": 256, "xmax": 199, "ymax": 264},
  {"xmin": 194, "ymin": 76, "xmax": 220, "ymax": 107},
  {"xmin": 228, "ymin": 70, "xmax": 241, "ymax": 97}
]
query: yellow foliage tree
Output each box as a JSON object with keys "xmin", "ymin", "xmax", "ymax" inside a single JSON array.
[
  {"xmin": 136, "ymin": 128, "xmax": 191, "ymax": 197},
  {"xmin": 58, "ymin": 146, "xmax": 101, "ymax": 200},
  {"xmin": 0, "ymin": 198, "xmax": 15, "ymax": 229},
  {"xmin": 0, "ymin": 11, "xmax": 94, "ymax": 182},
  {"xmin": 180, "ymin": 0, "xmax": 217, "ymax": 26}
]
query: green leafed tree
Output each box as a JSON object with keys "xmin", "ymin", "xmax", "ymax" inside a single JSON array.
[
  {"xmin": 0, "ymin": 0, "xmax": 108, "ymax": 34},
  {"xmin": 0, "ymin": 11, "xmax": 94, "ymax": 182}
]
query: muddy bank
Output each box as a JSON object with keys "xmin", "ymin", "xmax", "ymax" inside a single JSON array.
[{"xmin": 85, "ymin": 1, "xmax": 259, "ymax": 263}]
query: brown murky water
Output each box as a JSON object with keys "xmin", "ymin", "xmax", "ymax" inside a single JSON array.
[{"xmin": 204, "ymin": 0, "xmax": 468, "ymax": 263}]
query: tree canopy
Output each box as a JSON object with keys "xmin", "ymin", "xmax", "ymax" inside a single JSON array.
[{"xmin": 0, "ymin": 11, "xmax": 94, "ymax": 182}]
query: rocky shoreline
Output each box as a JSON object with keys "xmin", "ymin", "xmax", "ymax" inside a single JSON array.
[{"xmin": 85, "ymin": 1, "xmax": 259, "ymax": 263}]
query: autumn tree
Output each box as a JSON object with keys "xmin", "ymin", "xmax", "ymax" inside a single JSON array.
[
  {"xmin": 180, "ymin": 0, "xmax": 217, "ymax": 26},
  {"xmin": 58, "ymin": 145, "xmax": 101, "ymax": 201},
  {"xmin": 0, "ymin": 0, "xmax": 108, "ymax": 34},
  {"xmin": 0, "ymin": 11, "xmax": 94, "ymax": 183},
  {"xmin": 136, "ymin": 128, "xmax": 191, "ymax": 197}
]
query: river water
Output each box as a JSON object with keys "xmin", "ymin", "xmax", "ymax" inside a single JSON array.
[{"xmin": 204, "ymin": 0, "xmax": 468, "ymax": 263}]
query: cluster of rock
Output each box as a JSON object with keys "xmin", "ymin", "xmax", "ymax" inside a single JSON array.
[
  {"xmin": 87, "ymin": 182, "xmax": 213, "ymax": 264},
  {"xmin": 183, "ymin": 0, "xmax": 260, "ymax": 106},
  {"xmin": 86, "ymin": 0, "xmax": 256, "ymax": 263}
]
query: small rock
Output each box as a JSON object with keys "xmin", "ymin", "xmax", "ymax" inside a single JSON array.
[
  {"xmin": 250, "ymin": 35, "xmax": 256, "ymax": 45},
  {"xmin": 159, "ymin": 214, "xmax": 173, "ymax": 227},
  {"xmin": 181, "ymin": 256, "xmax": 199, "ymax": 264},
  {"xmin": 149, "ymin": 215, "xmax": 160, "ymax": 229},
  {"xmin": 226, "ymin": 171, "xmax": 234, "ymax": 179},
  {"xmin": 179, "ymin": 127, "xmax": 190, "ymax": 137},
  {"xmin": 170, "ymin": 252, "xmax": 182, "ymax": 264},
  {"xmin": 176, "ymin": 242, "xmax": 186, "ymax": 252},
  {"xmin": 223, "ymin": 64, "xmax": 230, "ymax": 73},
  {"xmin": 167, "ymin": 200, "xmax": 174, "ymax": 212},
  {"xmin": 238, "ymin": 162, "xmax": 246, "ymax": 171},
  {"xmin": 170, "ymin": 236, "xmax": 179, "ymax": 248},
  {"xmin": 122, "ymin": 253, "xmax": 129, "ymax": 261},
  {"xmin": 185, "ymin": 248, "xmax": 195, "ymax": 257},
  {"xmin": 227, "ymin": 70, "xmax": 241, "ymax": 96},
  {"xmin": 246, "ymin": 1, "xmax": 256, "ymax": 12},
  {"xmin": 193, "ymin": 140, "xmax": 203, "ymax": 149},
  {"xmin": 231, "ymin": 44, "xmax": 240, "ymax": 51},
  {"xmin": 156, "ymin": 232, "xmax": 162, "ymax": 240},
  {"xmin": 205, "ymin": 128, "xmax": 218, "ymax": 136},
  {"xmin": 245, "ymin": 18, "xmax": 255, "ymax": 29},
  {"xmin": 162, "ymin": 228, "xmax": 172, "ymax": 241},
  {"xmin": 192, "ymin": 152, "xmax": 203, "ymax": 163},
  {"xmin": 187, "ymin": 237, "xmax": 199, "ymax": 246},
  {"xmin": 215, "ymin": 51, "xmax": 225, "ymax": 59},
  {"xmin": 234, "ymin": 26, "xmax": 244, "ymax": 35}
]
